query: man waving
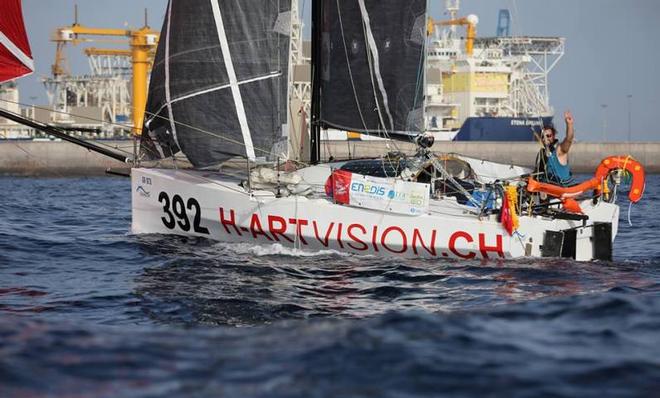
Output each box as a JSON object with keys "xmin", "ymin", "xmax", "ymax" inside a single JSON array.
[{"xmin": 536, "ymin": 111, "xmax": 575, "ymax": 186}]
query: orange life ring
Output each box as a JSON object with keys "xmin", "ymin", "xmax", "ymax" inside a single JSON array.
[{"xmin": 593, "ymin": 156, "xmax": 645, "ymax": 203}]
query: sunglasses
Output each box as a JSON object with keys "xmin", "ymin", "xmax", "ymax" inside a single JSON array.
[{"xmin": 543, "ymin": 133, "xmax": 554, "ymax": 139}]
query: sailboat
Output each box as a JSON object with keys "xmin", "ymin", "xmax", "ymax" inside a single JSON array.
[
  {"xmin": 0, "ymin": 0, "xmax": 646, "ymax": 261},
  {"xmin": 128, "ymin": 0, "xmax": 646, "ymax": 261}
]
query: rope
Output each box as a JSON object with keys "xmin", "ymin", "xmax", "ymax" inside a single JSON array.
[
  {"xmin": 0, "ymin": 130, "xmax": 69, "ymax": 177},
  {"xmin": 627, "ymin": 201, "xmax": 633, "ymax": 226},
  {"xmin": 175, "ymin": 168, "xmax": 252, "ymax": 197},
  {"xmin": 429, "ymin": 157, "xmax": 481, "ymax": 208},
  {"xmin": 0, "ymin": 97, "xmax": 136, "ymax": 158}
]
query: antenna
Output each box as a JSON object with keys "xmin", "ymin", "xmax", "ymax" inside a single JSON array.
[
  {"xmin": 74, "ymin": 4, "xmax": 78, "ymax": 25},
  {"xmin": 144, "ymin": 8, "xmax": 148, "ymax": 28},
  {"xmin": 445, "ymin": 0, "xmax": 460, "ymax": 18},
  {"xmin": 445, "ymin": 0, "xmax": 460, "ymax": 35}
]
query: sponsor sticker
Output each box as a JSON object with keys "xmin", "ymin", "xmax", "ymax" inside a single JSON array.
[{"xmin": 346, "ymin": 174, "xmax": 429, "ymax": 215}]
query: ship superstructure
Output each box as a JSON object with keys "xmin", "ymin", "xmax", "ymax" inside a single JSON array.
[{"xmin": 426, "ymin": 0, "xmax": 564, "ymax": 141}]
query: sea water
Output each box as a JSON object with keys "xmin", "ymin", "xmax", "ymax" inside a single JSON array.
[{"xmin": 0, "ymin": 175, "xmax": 659, "ymax": 397}]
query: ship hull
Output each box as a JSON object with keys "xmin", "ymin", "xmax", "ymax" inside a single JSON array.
[
  {"xmin": 131, "ymin": 167, "xmax": 619, "ymax": 262},
  {"xmin": 455, "ymin": 116, "xmax": 554, "ymax": 141}
]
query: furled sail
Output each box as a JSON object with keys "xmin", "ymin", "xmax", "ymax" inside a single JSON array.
[
  {"xmin": 317, "ymin": 0, "xmax": 426, "ymax": 140},
  {"xmin": 141, "ymin": 0, "xmax": 292, "ymax": 168},
  {"xmin": 0, "ymin": 0, "xmax": 34, "ymax": 83}
]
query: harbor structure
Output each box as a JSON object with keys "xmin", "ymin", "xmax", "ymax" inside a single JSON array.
[
  {"xmin": 43, "ymin": 7, "xmax": 158, "ymax": 136},
  {"xmin": 425, "ymin": 1, "xmax": 565, "ymax": 141}
]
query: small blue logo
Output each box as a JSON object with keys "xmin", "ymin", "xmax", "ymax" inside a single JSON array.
[{"xmin": 136, "ymin": 186, "xmax": 151, "ymax": 198}]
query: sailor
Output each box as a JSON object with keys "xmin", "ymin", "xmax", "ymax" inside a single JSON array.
[{"xmin": 535, "ymin": 111, "xmax": 575, "ymax": 186}]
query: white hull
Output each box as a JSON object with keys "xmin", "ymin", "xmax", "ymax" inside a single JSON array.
[{"xmin": 131, "ymin": 167, "xmax": 619, "ymax": 261}]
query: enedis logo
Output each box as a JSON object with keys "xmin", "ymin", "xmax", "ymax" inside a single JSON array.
[{"xmin": 350, "ymin": 182, "xmax": 386, "ymax": 196}]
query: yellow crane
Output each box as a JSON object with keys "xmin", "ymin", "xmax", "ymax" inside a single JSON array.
[
  {"xmin": 51, "ymin": 7, "xmax": 158, "ymax": 135},
  {"xmin": 428, "ymin": 14, "xmax": 479, "ymax": 56}
]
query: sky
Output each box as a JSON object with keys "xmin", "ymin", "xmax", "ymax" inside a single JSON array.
[{"xmin": 16, "ymin": 0, "xmax": 660, "ymax": 142}]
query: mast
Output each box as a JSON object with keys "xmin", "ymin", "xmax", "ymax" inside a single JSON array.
[{"xmin": 309, "ymin": 0, "xmax": 321, "ymax": 164}]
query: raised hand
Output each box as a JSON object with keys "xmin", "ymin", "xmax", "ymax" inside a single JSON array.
[{"xmin": 564, "ymin": 110, "xmax": 574, "ymax": 126}]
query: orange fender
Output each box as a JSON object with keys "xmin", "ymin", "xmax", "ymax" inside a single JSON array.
[
  {"xmin": 526, "ymin": 178, "xmax": 598, "ymax": 213},
  {"xmin": 527, "ymin": 177, "xmax": 600, "ymax": 200}
]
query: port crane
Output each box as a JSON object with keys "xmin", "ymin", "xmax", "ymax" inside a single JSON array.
[{"xmin": 47, "ymin": 6, "xmax": 158, "ymax": 135}]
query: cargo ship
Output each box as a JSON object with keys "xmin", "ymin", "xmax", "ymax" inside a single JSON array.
[{"xmin": 425, "ymin": 0, "xmax": 564, "ymax": 141}]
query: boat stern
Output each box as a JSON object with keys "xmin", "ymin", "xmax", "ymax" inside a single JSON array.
[{"xmin": 518, "ymin": 201, "xmax": 619, "ymax": 262}]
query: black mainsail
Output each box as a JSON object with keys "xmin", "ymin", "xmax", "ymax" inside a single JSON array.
[
  {"xmin": 316, "ymin": 0, "xmax": 427, "ymax": 141},
  {"xmin": 140, "ymin": 0, "xmax": 292, "ymax": 168}
]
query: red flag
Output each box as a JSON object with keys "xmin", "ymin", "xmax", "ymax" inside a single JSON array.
[
  {"xmin": 325, "ymin": 169, "xmax": 352, "ymax": 204},
  {"xmin": 0, "ymin": 0, "xmax": 34, "ymax": 83}
]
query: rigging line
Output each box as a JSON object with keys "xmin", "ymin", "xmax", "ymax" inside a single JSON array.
[
  {"xmin": 626, "ymin": 198, "xmax": 633, "ymax": 226},
  {"xmin": 0, "ymin": 97, "xmax": 157, "ymax": 159},
  {"xmin": 137, "ymin": 136, "xmax": 168, "ymax": 160},
  {"xmin": 427, "ymin": 205, "xmax": 481, "ymax": 218},
  {"xmin": 145, "ymin": 71, "xmax": 283, "ymax": 126},
  {"xmin": 0, "ymin": 97, "xmax": 134, "ymax": 133},
  {"xmin": 359, "ymin": 7, "xmax": 391, "ymax": 144},
  {"xmin": 145, "ymin": 105, "xmax": 349, "ymax": 171},
  {"xmin": 146, "ymin": 111, "xmax": 414, "ymax": 174},
  {"xmin": 336, "ymin": 0, "xmax": 369, "ymax": 132},
  {"xmin": 412, "ymin": 4, "xmax": 428, "ymax": 135},
  {"xmin": 509, "ymin": 0, "xmax": 524, "ymax": 38},
  {"xmin": 108, "ymin": 143, "xmax": 141, "ymax": 151},
  {"xmin": 322, "ymin": 130, "xmax": 330, "ymax": 162},
  {"xmin": 288, "ymin": 103, "xmax": 300, "ymax": 158},
  {"xmin": 429, "ymin": 157, "xmax": 482, "ymax": 208},
  {"xmin": 145, "ymin": 109, "xmax": 319, "ymax": 168},
  {"xmin": 359, "ymin": 29, "xmax": 402, "ymax": 156},
  {"xmin": 0, "ymin": 107, "xmax": 131, "ymax": 163},
  {"xmin": 357, "ymin": 0, "xmax": 394, "ymax": 132},
  {"xmin": 175, "ymin": 168, "xmax": 252, "ymax": 197},
  {"xmin": 0, "ymin": 131, "xmax": 68, "ymax": 178},
  {"xmin": 512, "ymin": 0, "xmax": 546, "ymax": 140},
  {"xmin": 143, "ymin": 110, "xmax": 272, "ymax": 157},
  {"xmin": 0, "ymin": 101, "xmax": 136, "ymax": 158}
]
